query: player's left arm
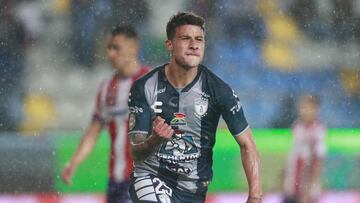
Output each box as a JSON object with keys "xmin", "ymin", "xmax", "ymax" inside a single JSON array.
[
  {"xmin": 218, "ymin": 86, "xmax": 262, "ymax": 202},
  {"xmin": 235, "ymin": 128, "xmax": 262, "ymax": 203}
]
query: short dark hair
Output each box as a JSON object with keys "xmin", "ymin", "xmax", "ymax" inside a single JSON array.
[
  {"xmin": 166, "ymin": 12, "xmax": 205, "ymax": 40},
  {"xmin": 111, "ymin": 25, "xmax": 138, "ymax": 40}
]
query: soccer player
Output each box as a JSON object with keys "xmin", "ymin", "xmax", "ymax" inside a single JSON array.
[
  {"xmin": 283, "ymin": 94, "xmax": 327, "ymax": 203},
  {"xmin": 61, "ymin": 25, "xmax": 149, "ymax": 203},
  {"xmin": 127, "ymin": 12, "xmax": 262, "ymax": 203}
]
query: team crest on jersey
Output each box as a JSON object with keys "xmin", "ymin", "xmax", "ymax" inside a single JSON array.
[
  {"xmin": 128, "ymin": 113, "xmax": 136, "ymax": 131},
  {"xmin": 194, "ymin": 98, "xmax": 208, "ymax": 118},
  {"xmin": 170, "ymin": 113, "xmax": 186, "ymax": 126}
]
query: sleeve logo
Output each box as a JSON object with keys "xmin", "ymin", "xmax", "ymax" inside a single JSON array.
[
  {"xmin": 230, "ymin": 89, "xmax": 241, "ymax": 115},
  {"xmin": 129, "ymin": 113, "xmax": 136, "ymax": 131}
]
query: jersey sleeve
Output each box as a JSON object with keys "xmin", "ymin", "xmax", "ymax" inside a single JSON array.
[
  {"xmin": 92, "ymin": 82, "xmax": 106, "ymax": 125},
  {"xmin": 218, "ymin": 86, "xmax": 249, "ymax": 136},
  {"xmin": 128, "ymin": 81, "xmax": 152, "ymax": 142}
]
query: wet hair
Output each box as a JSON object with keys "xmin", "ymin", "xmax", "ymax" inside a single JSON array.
[
  {"xmin": 111, "ymin": 25, "xmax": 138, "ymax": 40},
  {"xmin": 166, "ymin": 12, "xmax": 205, "ymax": 40}
]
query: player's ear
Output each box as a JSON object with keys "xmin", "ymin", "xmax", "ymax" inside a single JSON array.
[{"xmin": 165, "ymin": 39, "xmax": 173, "ymax": 52}]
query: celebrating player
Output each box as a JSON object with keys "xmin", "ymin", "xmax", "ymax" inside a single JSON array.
[
  {"xmin": 127, "ymin": 12, "xmax": 262, "ymax": 203},
  {"xmin": 61, "ymin": 25, "xmax": 149, "ymax": 203}
]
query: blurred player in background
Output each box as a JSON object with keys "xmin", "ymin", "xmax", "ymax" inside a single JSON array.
[
  {"xmin": 127, "ymin": 12, "xmax": 262, "ymax": 203},
  {"xmin": 283, "ymin": 94, "xmax": 327, "ymax": 203},
  {"xmin": 61, "ymin": 25, "xmax": 149, "ymax": 203}
]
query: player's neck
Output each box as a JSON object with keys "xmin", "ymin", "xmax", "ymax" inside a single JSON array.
[
  {"xmin": 165, "ymin": 63, "xmax": 198, "ymax": 88},
  {"xmin": 116, "ymin": 60, "xmax": 141, "ymax": 78},
  {"xmin": 300, "ymin": 118, "xmax": 317, "ymax": 126}
]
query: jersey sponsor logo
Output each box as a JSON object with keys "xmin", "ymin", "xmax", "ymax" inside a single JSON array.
[
  {"xmin": 151, "ymin": 101, "xmax": 163, "ymax": 113},
  {"xmin": 194, "ymin": 97, "xmax": 208, "ymax": 118},
  {"xmin": 157, "ymin": 132, "xmax": 199, "ymax": 167},
  {"xmin": 164, "ymin": 132, "xmax": 196, "ymax": 156},
  {"xmin": 166, "ymin": 113, "xmax": 198, "ymax": 164},
  {"xmin": 129, "ymin": 106, "xmax": 143, "ymax": 114},
  {"xmin": 156, "ymin": 87, "xmax": 166, "ymax": 95},
  {"xmin": 166, "ymin": 162, "xmax": 192, "ymax": 174},
  {"xmin": 168, "ymin": 97, "xmax": 178, "ymax": 108},
  {"xmin": 229, "ymin": 101, "xmax": 241, "ymax": 115},
  {"xmin": 129, "ymin": 113, "xmax": 136, "ymax": 131},
  {"xmin": 229, "ymin": 89, "xmax": 241, "ymax": 115},
  {"xmin": 170, "ymin": 113, "xmax": 186, "ymax": 126},
  {"xmin": 156, "ymin": 124, "xmax": 199, "ymax": 174}
]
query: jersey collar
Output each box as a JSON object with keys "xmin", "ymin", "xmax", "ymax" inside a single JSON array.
[{"xmin": 159, "ymin": 64, "xmax": 203, "ymax": 93}]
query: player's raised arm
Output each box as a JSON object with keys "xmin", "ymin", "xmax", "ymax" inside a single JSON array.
[
  {"xmin": 129, "ymin": 116, "xmax": 173, "ymax": 161},
  {"xmin": 127, "ymin": 79, "xmax": 174, "ymax": 161},
  {"xmin": 234, "ymin": 128, "xmax": 262, "ymax": 203}
]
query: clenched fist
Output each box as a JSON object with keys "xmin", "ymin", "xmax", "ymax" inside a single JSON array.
[{"xmin": 152, "ymin": 116, "xmax": 174, "ymax": 140}]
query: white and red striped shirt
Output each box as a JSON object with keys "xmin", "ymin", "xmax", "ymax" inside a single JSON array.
[
  {"xmin": 93, "ymin": 67, "xmax": 149, "ymax": 182},
  {"xmin": 284, "ymin": 120, "xmax": 327, "ymax": 198}
]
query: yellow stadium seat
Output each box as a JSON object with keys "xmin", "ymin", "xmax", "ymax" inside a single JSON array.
[
  {"xmin": 340, "ymin": 69, "xmax": 360, "ymax": 96},
  {"xmin": 20, "ymin": 94, "xmax": 57, "ymax": 135},
  {"xmin": 53, "ymin": 0, "xmax": 70, "ymax": 14},
  {"xmin": 258, "ymin": 0, "xmax": 303, "ymax": 72},
  {"xmin": 262, "ymin": 40, "xmax": 297, "ymax": 71},
  {"xmin": 266, "ymin": 15, "xmax": 301, "ymax": 43}
]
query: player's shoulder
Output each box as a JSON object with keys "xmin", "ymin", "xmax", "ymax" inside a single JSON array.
[
  {"xmin": 140, "ymin": 66, "xmax": 151, "ymax": 74},
  {"xmin": 200, "ymin": 64, "xmax": 234, "ymax": 94},
  {"xmin": 132, "ymin": 64, "xmax": 164, "ymax": 89},
  {"xmin": 200, "ymin": 65, "xmax": 224, "ymax": 83},
  {"xmin": 98, "ymin": 72, "xmax": 116, "ymax": 90},
  {"xmin": 131, "ymin": 66, "xmax": 151, "ymax": 81}
]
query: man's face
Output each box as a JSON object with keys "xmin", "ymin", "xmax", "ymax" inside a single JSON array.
[
  {"xmin": 107, "ymin": 34, "xmax": 138, "ymax": 71},
  {"xmin": 166, "ymin": 25, "xmax": 205, "ymax": 69},
  {"xmin": 298, "ymin": 99, "xmax": 319, "ymax": 123}
]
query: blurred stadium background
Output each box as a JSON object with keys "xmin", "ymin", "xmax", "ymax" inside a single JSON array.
[{"xmin": 0, "ymin": 0, "xmax": 360, "ymax": 202}]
